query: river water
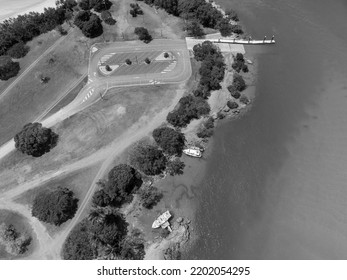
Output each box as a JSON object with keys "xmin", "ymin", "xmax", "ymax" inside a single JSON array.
[{"xmin": 188, "ymin": 0, "xmax": 347, "ymax": 259}]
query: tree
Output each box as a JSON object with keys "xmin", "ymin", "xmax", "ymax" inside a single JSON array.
[
  {"xmin": 232, "ymin": 73, "xmax": 246, "ymax": 91},
  {"xmin": 134, "ymin": 27, "xmax": 152, "ymax": 43},
  {"xmin": 81, "ymin": 14, "xmax": 103, "ymax": 38},
  {"xmin": 7, "ymin": 41, "xmax": 30, "ymax": 59},
  {"xmin": 166, "ymin": 158, "xmax": 185, "ymax": 175},
  {"xmin": 164, "ymin": 52, "xmax": 169, "ymax": 58},
  {"xmin": 119, "ymin": 229, "xmax": 145, "ymax": 260},
  {"xmin": 105, "ymin": 164, "xmax": 142, "ymax": 204},
  {"xmin": 218, "ymin": 18, "xmax": 233, "ymax": 37},
  {"xmin": 186, "ymin": 20, "xmax": 204, "ymax": 38},
  {"xmin": 0, "ymin": 56, "xmax": 20, "ymax": 80},
  {"xmin": 105, "ymin": 65, "xmax": 111, "ymax": 71},
  {"xmin": 100, "ymin": 10, "xmax": 111, "ymax": 20},
  {"xmin": 32, "ymin": 186, "xmax": 78, "ymax": 226},
  {"xmin": 92, "ymin": 188, "xmax": 112, "ymax": 207},
  {"xmin": 227, "ymin": 85, "xmax": 241, "ymax": 99},
  {"xmin": 129, "ymin": 143, "xmax": 167, "ymax": 176},
  {"xmin": 74, "ymin": 11, "xmax": 103, "ymax": 38},
  {"xmin": 144, "ymin": 57, "xmax": 151, "ymax": 64},
  {"xmin": 79, "ymin": 0, "xmax": 90, "ymax": 10},
  {"xmin": 62, "ymin": 220, "xmax": 95, "ymax": 260},
  {"xmin": 14, "ymin": 122, "xmax": 58, "ymax": 157},
  {"xmin": 92, "ymin": 0, "xmax": 113, "ymax": 12},
  {"xmin": 152, "ymin": 127, "xmax": 185, "ymax": 156},
  {"xmin": 137, "ymin": 185, "xmax": 163, "ymax": 209},
  {"xmin": 89, "ymin": 211, "xmax": 128, "ymax": 247}
]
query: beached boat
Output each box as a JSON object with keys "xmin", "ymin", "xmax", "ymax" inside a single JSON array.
[
  {"xmin": 152, "ymin": 211, "xmax": 172, "ymax": 229},
  {"xmin": 183, "ymin": 147, "xmax": 202, "ymax": 158}
]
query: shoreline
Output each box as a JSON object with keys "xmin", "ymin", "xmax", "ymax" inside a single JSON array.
[{"xmin": 0, "ymin": 0, "xmax": 57, "ymax": 22}]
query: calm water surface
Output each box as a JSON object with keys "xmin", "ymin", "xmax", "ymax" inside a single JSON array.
[{"xmin": 188, "ymin": 0, "xmax": 347, "ymax": 259}]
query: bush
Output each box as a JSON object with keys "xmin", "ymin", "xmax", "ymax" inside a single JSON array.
[
  {"xmin": 7, "ymin": 42, "xmax": 30, "ymax": 59},
  {"xmin": 204, "ymin": 117, "xmax": 215, "ymax": 129},
  {"xmin": 225, "ymin": 8, "xmax": 239, "ymax": 21},
  {"xmin": 93, "ymin": 0, "xmax": 113, "ymax": 12},
  {"xmin": 167, "ymin": 95, "xmax": 210, "ymax": 128},
  {"xmin": 242, "ymin": 64, "xmax": 249, "ymax": 73},
  {"xmin": 100, "ymin": 10, "xmax": 111, "ymax": 20},
  {"xmin": 144, "ymin": 57, "xmax": 151, "ymax": 64},
  {"xmin": 62, "ymin": 220, "xmax": 95, "ymax": 260},
  {"xmin": 32, "ymin": 186, "xmax": 78, "ymax": 226},
  {"xmin": 232, "ymin": 73, "xmax": 246, "ymax": 92},
  {"xmin": 227, "ymin": 101, "xmax": 239, "ymax": 109},
  {"xmin": 0, "ymin": 56, "xmax": 20, "ymax": 80},
  {"xmin": 57, "ymin": 25, "xmax": 68, "ymax": 35},
  {"xmin": 164, "ymin": 244, "xmax": 181, "ymax": 260},
  {"xmin": 186, "ymin": 20, "xmax": 205, "ymax": 38},
  {"xmin": 152, "ymin": 127, "xmax": 185, "ymax": 156},
  {"xmin": 104, "ymin": 17, "xmax": 116, "ymax": 25},
  {"xmin": 138, "ymin": 185, "xmax": 163, "ymax": 209},
  {"xmin": 129, "ymin": 144, "xmax": 167, "ymax": 176},
  {"xmin": 240, "ymin": 95, "xmax": 250, "ymax": 105},
  {"xmin": 0, "ymin": 223, "xmax": 32, "ymax": 255},
  {"xmin": 166, "ymin": 158, "xmax": 185, "ymax": 176},
  {"xmin": 105, "ymin": 65, "xmax": 111, "ymax": 71},
  {"xmin": 105, "ymin": 164, "xmax": 142, "ymax": 204},
  {"xmin": 164, "ymin": 52, "xmax": 169, "ymax": 58},
  {"xmin": 130, "ymin": 3, "xmax": 143, "ymax": 17},
  {"xmin": 14, "ymin": 122, "xmax": 58, "ymax": 157},
  {"xmin": 231, "ymin": 24, "xmax": 243, "ymax": 34},
  {"xmin": 134, "ymin": 27, "xmax": 152, "ymax": 43},
  {"xmin": 125, "ymin": 58, "xmax": 132, "ymax": 65},
  {"xmin": 197, "ymin": 127, "xmax": 214, "ymax": 138},
  {"xmin": 232, "ymin": 53, "xmax": 248, "ymax": 73}
]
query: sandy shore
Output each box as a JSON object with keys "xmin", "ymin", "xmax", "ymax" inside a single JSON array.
[{"xmin": 0, "ymin": 0, "xmax": 57, "ymax": 22}]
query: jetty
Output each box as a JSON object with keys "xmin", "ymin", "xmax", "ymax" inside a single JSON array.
[{"xmin": 214, "ymin": 36, "xmax": 276, "ymax": 45}]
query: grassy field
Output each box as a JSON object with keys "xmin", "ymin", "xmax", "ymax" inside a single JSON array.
[
  {"xmin": 13, "ymin": 164, "xmax": 102, "ymax": 237},
  {"xmin": 0, "ymin": 30, "xmax": 62, "ymax": 94},
  {"xmin": 0, "ymin": 84, "xmax": 180, "ymax": 191}
]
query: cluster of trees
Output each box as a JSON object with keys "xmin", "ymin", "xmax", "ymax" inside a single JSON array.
[
  {"xmin": 31, "ymin": 186, "xmax": 78, "ymax": 226},
  {"xmin": 14, "ymin": 122, "xmax": 59, "ymax": 157},
  {"xmin": 232, "ymin": 53, "xmax": 248, "ymax": 73},
  {"xmin": 152, "ymin": 127, "xmax": 185, "ymax": 156},
  {"xmin": 74, "ymin": 10, "xmax": 103, "ymax": 38},
  {"xmin": 0, "ymin": 55, "xmax": 20, "ymax": 81},
  {"xmin": 193, "ymin": 41, "xmax": 226, "ymax": 99},
  {"xmin": 130, "ymin": 3, "xmax": 144, "ymax": 17},
  {"xmin": 139, "ymin": 0, "xmax": 241, "ymax": 37},
  {"xmin": 0, "ymin": 223, "xmax": 32, "ymax": 256},
  {"xmin": 100, "ymin": 11, "xmax": 116, "ymax": 25},
  {"xmin": 78, "ymin": 0, "xmax": 113, "ymax": 12},
  {"xmin": 167, "ymin": 94, "xmax": 210, "ymax": 127},
  {"xmin": 63, "ymin": 164, "xmax": 147, "ymax": 260},
  {"xmin": 134, "ymin": 27, "xmax": 152, "ymax": 43},
  {"xmin": 63, "ymin": 208, "xmax": 136, "ymax": 260},
  {"xmin": 0, "ymin": 0, "xmax": 76, "ymax": 56}
]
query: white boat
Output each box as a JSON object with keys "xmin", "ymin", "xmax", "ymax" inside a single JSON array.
[
  {"xmin": 152, "ymin": 211, "xmax": 172, "ymax": 229},
  {"xmin": 183, "ymin": 147, "xmax": 202, "ymax": 158}
]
